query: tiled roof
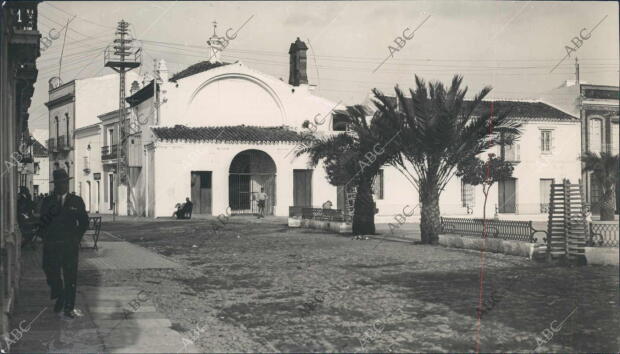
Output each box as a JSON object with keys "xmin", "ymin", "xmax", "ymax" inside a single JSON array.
[
  {"xmin": 169, "ymin": 61, "xmax": 231, "ymax": 82},
  {"xmin": 382, "ymin": 97, "xmax": 577, "ymax": 120},
  {"xmin": 152, "ymin": 125, "xmax": 303, "ymax": 143},
  {"xmin": 32, "ymin": 138, "xmax": 47, "ymax": 157}
]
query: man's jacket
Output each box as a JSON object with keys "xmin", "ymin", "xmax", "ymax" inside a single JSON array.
[{"xmin": 39, "ymin": 193, "xmax": 89, "ymax": 243}]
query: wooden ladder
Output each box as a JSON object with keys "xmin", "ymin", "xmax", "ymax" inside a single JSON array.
[
  {"xmin": 546, "ymin": 179, "xmax": 587, "ymax": 262},
  {"xmin": 344, "ymin": 184, "xmax": 357, "ymax": 221}
]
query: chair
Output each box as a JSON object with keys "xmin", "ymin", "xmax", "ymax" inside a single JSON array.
[{"xmin": 82, "ymin": 216, "xmax": 102, "ymax": 250}]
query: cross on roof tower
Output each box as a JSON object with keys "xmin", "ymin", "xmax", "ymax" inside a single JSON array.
[{"xmin": 206, "ymin": 20, "xmax": 225, "ymax": 64}]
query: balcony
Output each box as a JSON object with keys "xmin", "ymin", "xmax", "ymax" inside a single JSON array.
[
  {"xmin": 102, "ymin": 145, "xmax": 123, "ymax": 161},
  {"xmin": 57, "ymin": 136, "xmax": 72, "ymax": 151},
  {"xmin": 47, "ymin": 138, "xmax": 57, "ymax": 153}
]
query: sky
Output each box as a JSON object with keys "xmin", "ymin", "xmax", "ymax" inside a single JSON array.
[{"xmin": 29, "ymin": 0, "xmax": 619, "ymax": 141}]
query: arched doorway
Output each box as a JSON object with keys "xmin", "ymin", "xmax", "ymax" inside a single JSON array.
[{"xmin": 229, "ymin": 149, "xmax": 276, "ymax": 215}]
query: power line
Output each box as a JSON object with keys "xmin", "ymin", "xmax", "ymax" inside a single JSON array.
[{"xmin": 42, "ymin": 2, "xmax": 116, "ymax": 29}]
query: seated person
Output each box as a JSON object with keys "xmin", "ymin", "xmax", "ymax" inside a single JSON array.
[
  {"xmin": 173, "ymin": 198, "xmax": 193, "ymax": 219},
  {"xmin": 173, "ymin": 202, "xmax": 184, "ymax": 218},
  {"xmin": 322, "ymin": 200, "xmax": 333, "ymax": 209}
]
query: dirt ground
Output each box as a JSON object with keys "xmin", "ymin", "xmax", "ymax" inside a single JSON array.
[{"xmin": 96, "ymin": 216, "xmax": 619, "ymax": 353}]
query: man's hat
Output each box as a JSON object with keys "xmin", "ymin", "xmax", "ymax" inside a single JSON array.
[{"xmin": 50, "ymin": 169, "xmax": 73, "ymax": 183}]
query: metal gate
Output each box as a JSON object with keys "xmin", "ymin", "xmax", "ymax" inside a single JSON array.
[{"xmin": 229, "ymin": 150, "xmax": 277, "ymax": 215}]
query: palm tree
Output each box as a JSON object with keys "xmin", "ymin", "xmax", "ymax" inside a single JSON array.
[
  {"xmin": 295, "ymin": 105, "xmax": 401, "ymax": 235},
  {"xmin": 581, "ymin": 151, "xmax": 619, "ymax": 221},
  {"xmin": 372, "ymin": 75, "xmax": 520, "ymax": 244}
]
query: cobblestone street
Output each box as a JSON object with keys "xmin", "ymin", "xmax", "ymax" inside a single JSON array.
[{"xmin": 89, "ymin": 216, "xmax": 620, "ymax": 352}]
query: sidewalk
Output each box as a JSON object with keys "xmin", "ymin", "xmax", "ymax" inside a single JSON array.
[{"xmin": 9, "ymin": 235, "xmax": 199, "ymax": 353}]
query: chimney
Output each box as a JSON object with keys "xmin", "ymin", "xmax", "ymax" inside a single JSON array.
[
  {"xmin": 130, "ymin": 81, "xmax": 140, "ymax": 95},
  {"xmin": 288, "ymin": 37, "xmax": 308, "ymax": 86}
]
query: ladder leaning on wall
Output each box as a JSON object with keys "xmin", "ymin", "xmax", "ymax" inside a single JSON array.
[{"xmin": 546, "ymin": 179, "xmax": 587, "ymax": 263}]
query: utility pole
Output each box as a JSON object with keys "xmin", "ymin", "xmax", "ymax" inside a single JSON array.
[{"xmin": 104, "ymin": 20, "xmax": 141, "ymax": 219}]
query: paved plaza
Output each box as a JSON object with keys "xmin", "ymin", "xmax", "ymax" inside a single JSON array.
[{"xmin": 12, "ymin": 216, "xmax": 618, "ymax": 352}]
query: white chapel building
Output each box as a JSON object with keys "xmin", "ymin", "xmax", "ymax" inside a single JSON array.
[{"xmin": 124, "ymin": 37, "xmax": 343, "ymax": 217}]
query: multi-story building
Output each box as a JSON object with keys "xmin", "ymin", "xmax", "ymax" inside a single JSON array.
[
  {"xmin": 0, "ymin": 0, "xmax": 41, "ymax": 345},
  {"xmin": 45, "ymin": 72, "xmax": 139, "ymax": 194},
  {"xmin": 579, "ymin": 84, "xmax": 619, "ymax": 213},
  {"xmin": 361, "ymin": 98, "xmax": 581, "ymax": 221}
]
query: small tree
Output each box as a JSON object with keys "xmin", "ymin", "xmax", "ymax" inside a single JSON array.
[
  {"xmin": 581, "ymin": 151, "xmax": 619, "ymax": 221},
  {"xmin": 456, "ymin": 154, "xmax": 514, "ymax": 222}
]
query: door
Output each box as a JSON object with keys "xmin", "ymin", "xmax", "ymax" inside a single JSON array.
[
  {"xmin": 293, "ymin": 169, "xmax": 313, "ymax": 207},
  {"xmin": 108, "ymin": 173, "xmax": 114, "ymax": 210},
  {"xmin": 498, "ymin": 178, "xmax": 516, "ymax": 213},
  {"xmin": 191, "ymin": 171, "xmax": 212, "ymax": 215}
]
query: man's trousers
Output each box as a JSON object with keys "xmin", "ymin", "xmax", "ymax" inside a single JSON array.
[{"xmin": 42, "ymin": 241, "xmax": 79, "ymax": 312}]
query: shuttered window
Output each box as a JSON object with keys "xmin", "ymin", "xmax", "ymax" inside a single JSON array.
[
  {"xmin": 611, "ymin": 122, "xmax": 619, "ymax": 154},
  {"xmin": 541, "ymin": 130, "xmax": 552, "ymax": 153},
  {"xmin": 589, "ymin": 119, "xmax": 602, "ymax": 154},
  {"xmin": 461, "ymin": 180, "xmax": 475, "ymax": 207}
]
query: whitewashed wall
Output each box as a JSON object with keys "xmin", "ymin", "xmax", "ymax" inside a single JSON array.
[{"xmin": 151, "ymin": 141, "xmax": 337, "ymax": 218}]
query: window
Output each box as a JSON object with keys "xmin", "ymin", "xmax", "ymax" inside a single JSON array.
[
  {"xmin": 107, "ymin": 128, "xmax": 115, "ymax": 146},
  {"xmin": 540, "ymin": 130, "xmax": 552, "ymax": 153},
  {"xmin": 372, "ymin": 169, "xmax": 384, "ymax": 199},
  {"xmin": 539, "ymin": 179, "xmax": 553, "ymax": 213},
  {"xmin": 33, "ymin": 162, "xmax": 40, "ymax": 175},
  {"xmin": 611, "ymin": 122, "xmax": 619, "ymax": 154},
  {"xmin": 332, "ymin": 115, "xmax": 349, "ymax": 131},
  {"xmin": 65, "ymin": 113, "xmax": 70, "ymax": 145},
  {"xmin": 54, "ymin": 116, "xmax": 59, "ymax": 139},
  {"xmin": 589, "ymin": 118, "xmax": 602, "ymax": 154},
  {"xmin": 461, "ymin": 180, "xmax": 475, "ymax": 207}
]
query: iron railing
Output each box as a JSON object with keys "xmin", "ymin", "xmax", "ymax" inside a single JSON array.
[
  {"xmin": 588, "ymin": 223, "xmax": 619, "ymax": 247},
  {"xmin": 289, "ymin": 206, "xmax": 346, "ymax": 222},
  {"xmin": 440, "ymin": 217, "xmax": 546, "ymax": 243},
  {"xmin": 47, "ymin": 138, "xmax": 57, "ymax": 152},
  {"xmin": 101, "ymin": 145, "xmax": 120, "ymax": 160},
  {"xmin": 57, "ymin": 136, "xmax": 72, "ymax": 151}
]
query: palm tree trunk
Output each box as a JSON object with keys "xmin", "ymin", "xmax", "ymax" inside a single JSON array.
[
  {"xmin": 420, "ymin": 185, "xmax": 441, "ymax": 245},
  {"xmin": 600, "ymin": 189, "xmax": 616, "ymax": 221},
  {"xmin": 352, "ymin": 175, "xmax": 376, "ymax": 235}
]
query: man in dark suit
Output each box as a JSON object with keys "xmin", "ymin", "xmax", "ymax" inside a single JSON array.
[{"xmin": 39, "ymin": 169, "xmax": 89, "ymax": 319}]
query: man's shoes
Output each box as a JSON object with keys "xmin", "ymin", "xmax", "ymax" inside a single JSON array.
[
  {"xmin": 53, "ymin": 297, "xmax": 64, "ymax": 313},
  {"xmin": 63, "ymin": 309, "xmax": 83, "ymax": 320}
]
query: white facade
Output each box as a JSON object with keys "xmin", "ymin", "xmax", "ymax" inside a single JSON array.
[
  {"xmin": 46, "ymin": 72, "xmax": 139, "ymax": 195},
  {"xmin": 132, "ymin": 60, "xmax": 342, "ymax": 217},
  {"xmin": 74, "ymin": 123, "xmax": 104, "ymax": 214}
]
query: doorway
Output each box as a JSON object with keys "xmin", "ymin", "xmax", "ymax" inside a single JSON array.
[
  {"xmin": 498, "ymin": 178, "xmax": 517, "ymax": 213},
  {"xmin": 293, "ymin": 169, "xmax": 313, "ymax": 206},
  {"xmin": 191, "ymin": 171, "xmax": 212, "ymax": 215},
  {"xmin": 229, "ymin": 150, "xmax": 276, "ymax": 215}
]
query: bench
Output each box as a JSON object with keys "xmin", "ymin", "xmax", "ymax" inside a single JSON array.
[
  {"xmin": 289, "ymin": 206, "xmax": 345, "ymax": 221},
  {"xmin": 440, "ymin": 217, "xmax": 546, "ymax": 243},
  {"xmin": 82, "ymin": 216, "xmax": 102, "ymax": 250}
]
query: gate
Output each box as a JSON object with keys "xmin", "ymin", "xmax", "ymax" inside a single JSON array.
[{"xmin": 229, "ymin": 149, "xmax": 276, "ymax": 215}]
